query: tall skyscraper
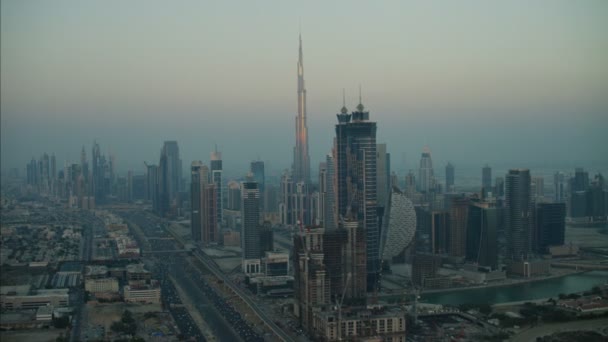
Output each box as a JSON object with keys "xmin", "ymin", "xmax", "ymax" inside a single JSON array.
[
  {"xmin": 159, "ymin": 141, "xmax": 182, "ymax": 216},
  {"xmin": 293, "ymin": 34, "xmax": 311, "ymax": 185},
  {"xmin": 376, "ymin": 143, "xmax": 390, "ymax": 209},
  {"xmin": 191, "ymin": 161, "xmax": 217, "ymax": 245},
  {"xmin": 250, "ymin": 160, "xmax": 265, "ymax": 193},
  {"xmin": 418, "ymin": 146, "xmax": 434, "ymax": 194},
  {"xmin": 505, "ymin": 169, "xmax": 532, "ymax": 260},
  {"xmin": 210, "ymin": 148, "xmax": 223, "ymax": 225},
  {"xmin": 445, "ymin": 162, "xmax": 455, "ymax": 191},
  {"xmin": 554, "ymin": 172, "xmax": 566, "ymax": 203},
  {"xmin": 241, "ymin": 177, "xmax": 261, "ymax": 262},
  {"xmin": 145, "ymin": 163, "xmax": 160, "ymax": 213},
  {"xmin": 226, "ymin": 180, "xmax": 241, "ymax": 211},
  {"xmin": 191, "ymin": 161, "xmax": 205, "ymax": 242},
  {"xmin": 466, "ymin": 201, "xmax": 499, "ymax": 269},
  {"xmin": 449, "ymin": 197, "xmax": 469, "ymax": 258},
  {"xmin": 534, "ymin": 203, "xmax": 565, "ymax": 253},
  {"xmin": 532, "ymin": 176, "xmax": 545, "ymax": 201},
  {"xmin": 482, "ymin": 165, "xmax": 492, "ymax": 195},
  {"xmin": 319, "ymin": 154, "xmax": 336, "ymax": 230},
  {"xmin": 334, "ymin": 93, "xmax": 379, "ymax": 292}
]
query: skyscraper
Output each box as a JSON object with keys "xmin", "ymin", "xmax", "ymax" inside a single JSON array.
[
  {"xmin": 505, "ymin": 169, "xmax": 532, "ymax": 260},
  {"xmin": 190, "ymin": 161, "xmax": 205, "ymax": 242},
  {"xmin": 449, "ymin": 197, "xmax": 469, "ymax": 258},
  {"xmin": 466, "ymin": 201, "xmax": 499, "ymax": 269},
  {"xmin": 534, "ymin": 203, "xmax": 565, "ymax": 253},
  {"xmin": 210, "ymin": 148, "xmax": 223, "ymax": 226},
  {"xmin": 145, "ymin": 163, "xmax": 160, "ymax": 213},
  {"xmin": 159, "ymin": 141, "xmax": 182, "ymax": 216},
  {"xmin": 554, "ymin": 172, "xmax": 566, "ymax": 203},
  {"xmin": 250, "ymin": 160, "xmax": 265, "ymax": 194},
  {"xmin": 319, "ymin": 154, "xmax": 336, "ymax": 230},
  {"xmin": 191, "ymin": 161, "xmax": 217, "ymax": 245},
  {"xmin": 445, "ymin": 162, "xmax": 455, "ymax": 191},
  {"xmin": 482, "ymin": 165, "xmax": 492, "ymax": 195},
  {"xmin": 241, "ymin": 178, "xmax": 261, "ymax": 262},
  {"xmin": 418, "ymin": 146, "xmax": 434, "ymax": 194},
  {"xmin": 293, "ymin": 34, "xmax": 311, "ymax": 185},
  {"xmin": 334, "ymin": 93, "xmax": 379, "ymax": 292}
]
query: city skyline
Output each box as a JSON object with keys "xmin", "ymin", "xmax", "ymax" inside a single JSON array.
[{"xmin": 2, "ymin": 1, "xmax": 607, "ymax": 174}]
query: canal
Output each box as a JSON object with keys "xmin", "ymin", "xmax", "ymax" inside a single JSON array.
[{"xmin": 421, "ymin": 271, "xmax": 608, "ymax": 305}]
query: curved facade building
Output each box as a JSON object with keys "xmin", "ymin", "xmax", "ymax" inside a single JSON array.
[{"xmin": 381, "ymin": 188, "xmax": 417, "ymax": 261}]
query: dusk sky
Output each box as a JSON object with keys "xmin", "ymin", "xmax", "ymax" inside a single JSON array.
[{"xmin": 2, "ymin": 0, "xmax": 607, "ymax": 177}]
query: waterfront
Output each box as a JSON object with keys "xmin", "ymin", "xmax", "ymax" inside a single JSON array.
[{"xmin": 421, "ymin": 271, "xmax": 608, "ymax": 305}]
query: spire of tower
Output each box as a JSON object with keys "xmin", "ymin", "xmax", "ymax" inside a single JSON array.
[
  {"xmin": 340, "ymin": 88, "xmax": 348, "ymax": 114},
  {"xmin": 356, "ymin": 85, "xmax": 365, "ymax": 112}
]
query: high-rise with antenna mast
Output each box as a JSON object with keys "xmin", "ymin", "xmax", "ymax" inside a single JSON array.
[{"xmin": 293, "ymin": 33, "xmax": 311, "ymax": 185}]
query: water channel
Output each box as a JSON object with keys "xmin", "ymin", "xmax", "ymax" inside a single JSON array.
[{"xmin": 421, "ymin": 271, "xmax": 608, "ymax": 305}]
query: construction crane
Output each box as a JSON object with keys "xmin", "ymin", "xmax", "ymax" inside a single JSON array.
[{"xmin": 336, "ymin": 272, "xmax": 352, "ymax": 341}]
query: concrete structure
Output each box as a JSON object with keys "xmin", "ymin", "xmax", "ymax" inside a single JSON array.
[
  {"xmin": 418, "ymin": 146, "xmax": 434, "ymax": 195},
  {"xmin": 1, "ymin": 286, "xmax": 69, "ymax": 310},
  {"xmin": 412, "ymin": 253, "xmax": 441, "ymax": 287}
]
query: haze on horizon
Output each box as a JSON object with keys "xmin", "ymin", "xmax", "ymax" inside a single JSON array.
[{"xmin": 2, "ymin": 0, "xmax": 607, "ymax": 177}]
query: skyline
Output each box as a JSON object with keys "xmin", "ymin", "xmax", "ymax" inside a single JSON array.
[{"xmin": 2, "ymin": 0, "xmax": 607, "ymax": 174}]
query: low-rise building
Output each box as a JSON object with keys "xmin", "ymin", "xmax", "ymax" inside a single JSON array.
[
  {"xmin": 85, "ymin": 277, "xmax": 119, "ymax": 294},
  {"xmin": 312, "ymin": 305, "xmax": 406, "ymax": 342},
  {"xmin": 1, "ymin": 286, "xmax": 69, "ymax": 310},
  {"xmin": 123, "ymin": 281, "xmax": 161, "ymax": 304}
]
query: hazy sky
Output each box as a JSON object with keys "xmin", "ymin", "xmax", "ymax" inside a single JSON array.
[{"xmin": 2, "ymin": 0, "xmax": 607, "ymax": 178}]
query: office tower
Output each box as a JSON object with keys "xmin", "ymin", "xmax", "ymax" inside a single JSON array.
[
  {"xmin": 127, "ymin": 170, "xmax": 133, "ymax": 202},
  {"xmin": 241, "ymin": 178, "xmax": 261, "ymax": 262},
  {"xmin": 445, "ymin": 162, "xmax": 455, "ymax": 191},
  {"xmin": 340, "ymin": 219, "xmax": 367, "ymax": 302},
  {"xmin": 259, "ymin": 221, "xmax": 274, "ymax": 254},
  {"xmin": 405, "ymin": 170, "xmax": 416, "ymax": 199},
  {"xmin": 495, "ymin": 177, "xmax": 505, "ymax": 197},
  {"xmin": 92, "ymin": 141, "xmax": 106, "ymax": 203},
  {"xmin": 293, "ymin": 34, "xmax": 311, "ymax": 185},
  {"xmin": 264, "ymin": 184, "xmax": 279, "ymax": 213},
  {"xmin": 210, "ymin": 148, "xmax": 223, "ymax": 225},
  {"xmin": 227, "ymin": 181, "xmax": 241, "ymax": 211},
  {"xmin": 418, "ymin": 146, "xmax": 434, "ymax": 194},
  {"xmin": 250, "ymin": 160, "xmax": 265, "ymax": 194},
  {"xmin": 535, "ymin": 203, "xmax": 565, "ymax": 253},
  {"xmin": 411, "ymin": 253, "xmax": 441, "ymax": 287},
  {"xmin": 554, "ymin": 172, "xmax": 566, "ymax": 202},
  {"xmin": 380, "ymin": 188, "xmax": 416, "ymax": 262},
  {"xmin": 159, "ymin": 141, "xmax": 182, "ymax": 216},
  {"xmin": 466, "ymin": 201, "xmax": 499, "ymax": 269},
  {"xmin": 571, "ymin": 168, "xmax": 589, "ymax": 193},
  {"xmin": 280, "ymin": 171, "xmax": 295, "ymax": 225},
  {"xmin": 293, "ymin": 227, "xmax": 330, "ymax": 331},
  {"xmin": 318, "ymin": 162, "xmax": 328, "ymax": 225},
  {"xmin": 390, "ymin": 172, "xmax": 399, "ymax": 189},
  {"xmin": 293, "ymin": 181, "xmax": 310, "ymax": 225},
  {"xmin": 319, "ymin": 155, "xmax": 336, "ymax": 230},
  {"xmin": 505, "ymin": 169, "xmax": 532, "ymax": 260},
  {"xmin": 587, "ymin": 174, "xmax": 606, "ymax": 219},
  {"xmin": 376, "ymin": 143, "xmax": 390, "ymax": 209},
  {"xmin": 482, "ymin": 165, "xmax": 492, "ymax": 196},
  {"xmin": 145, "ymin": 163, "xmax": 160, "ymax": 212},
  {"xmin": 532, "ymin": 176, "xmax": 544, "ymax": 200},
  {"xmin": 334, "ymin": 93, "xmax": 379, "ymax": 292},
  {"xmin": 449, "ymin": 197, "xmax": 469, "ymax": 258},
  {"xmin": 190, "ymin": 161, "xmax": 217, "ymax": 244}
]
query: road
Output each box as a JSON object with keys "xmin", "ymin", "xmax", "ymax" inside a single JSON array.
[
  {"xmin": 511, "ymin": 317, "xmax": 608, "ymax": 342},
  {"xmin": 193, "ymin": 250, "xmax": 294, "ymax": 342}
]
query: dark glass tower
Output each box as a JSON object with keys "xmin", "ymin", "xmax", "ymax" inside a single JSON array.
[
  {"xmin": 334, "ymin": 94, "xmax": 379, "ymax": 292},
  {"xmin": 210, "ymin": 148, "xmax": 223, "ymax": 225},
  {"xmin": 534, "ymin": 203, "xmax": 565, "ymax": 253},
  {"xmin": 241, "ymin": 178, "xmax": 261, "ymax": 260},
  {"xmin": 445, "ymin": 162, "xmax": 455, "ymax": 190},
  {"xmin": 482, "ymin": 164, "xmax": 492, "ymax": 195},
  {"xmin": 505, "ymin": 169, "xmax": 532, "ymax": 260}
]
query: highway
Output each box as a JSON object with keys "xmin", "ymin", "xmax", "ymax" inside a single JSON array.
[{"xmin": 193, "ymin": 250, "xmax": 294, "ymax": 342}]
